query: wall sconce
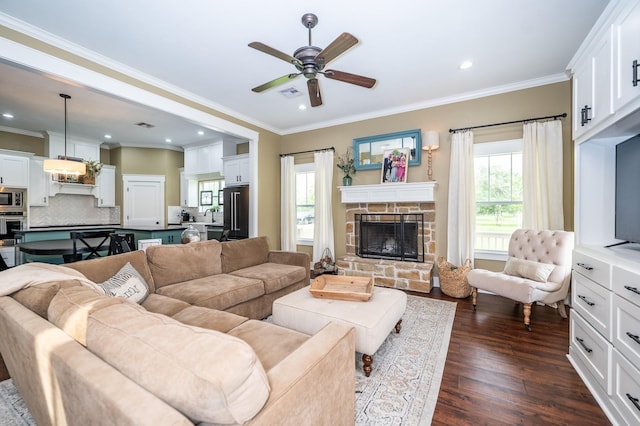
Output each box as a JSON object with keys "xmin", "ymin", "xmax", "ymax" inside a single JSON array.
[{"xmin": 422, "ymin": 130, "xmax": 439, "ymax": 181}]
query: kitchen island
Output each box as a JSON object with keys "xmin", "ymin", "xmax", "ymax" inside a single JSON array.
[{"xmin": 15, "ymin": 225, "xmax": 187, "ymax": 264}]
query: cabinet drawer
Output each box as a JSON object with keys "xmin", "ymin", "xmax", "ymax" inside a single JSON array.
[
  {"xmin": 572, "ymin": 272, "xmax": 613, "ymax": 340},
  {"xmin": 613, "ymin": 265, "xmax": 640, "ymax": 308},
  {"xmin": 613, "ymin": 350, "xmax": 640, "ymax": 426},
  {"xmin": 614, "ymin": 295, "xmax": 640, "ymax": 369},
  {"xmin": 573, "ymin": 250, "xmax": 611, "ymax": 289},
  {"xmin": 570, "ymin": 312, "xmax": 612, "ymax": 394}
]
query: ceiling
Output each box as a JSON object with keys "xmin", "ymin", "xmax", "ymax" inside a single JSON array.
[{"xmin": 0, "ymin": 1, "xmax": 608, "ymax": 149}]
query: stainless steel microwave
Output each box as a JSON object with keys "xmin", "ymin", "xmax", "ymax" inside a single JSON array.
[{"xmin": 0, "ymin": 190, "xmax": 24, "ymax": 208}]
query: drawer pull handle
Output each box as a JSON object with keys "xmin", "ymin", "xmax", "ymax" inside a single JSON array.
[
  {"xmin": 627, "ymin": 393, "xmax": 640, "ymax": 412},
  {"xmin": 627, "ymin": 332, "xmax": 640, "ymax": 346},
  {"xmin": 575, "ymin": 337, "xmax": 593, "ymax": 353},
  {"xmin": 625, "ymin": 285, "xmax": 640, "ymax": 296},
  {"xmin": 576, "ymin": 262, "xmax": 593, "ymax": 271},
  {"xmin": 578, "ymin": 295, "xmax": 595, "ymax": 306}
]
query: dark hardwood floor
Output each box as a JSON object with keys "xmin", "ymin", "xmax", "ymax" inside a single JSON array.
[{"xmin": 415, "ymin": 288, "xmax": 611, "ymax": 426}]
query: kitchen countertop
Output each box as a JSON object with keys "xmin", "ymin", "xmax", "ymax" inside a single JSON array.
[{"xmin": 16, "ymin": 224, "xmax": 187, "ymax": 233}]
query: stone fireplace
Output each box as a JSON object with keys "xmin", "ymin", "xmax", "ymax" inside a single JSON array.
[
  {"xmin": 337, "ymin": 182, "xmax": 436, "ymax": 293},
  {"xmin": 356, "ymin": 213, "xmax": 424, "ymax": 262}
]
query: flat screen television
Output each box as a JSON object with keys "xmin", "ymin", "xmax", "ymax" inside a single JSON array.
[{"xmin": 615, "ymin": 133, "xmax": 640, "ymax": 244}]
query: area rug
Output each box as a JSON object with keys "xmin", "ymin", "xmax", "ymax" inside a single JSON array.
[
  {"xmin": 0, "ymin": 295, "xmax": 456, "ymax": 426},
  {"xmin": 0, "ymin": 379, "xmax": 35, "ymax": 426},
  {"xmin": 355, "ymin": 295, "xmax": 456, "ymax": 425}
]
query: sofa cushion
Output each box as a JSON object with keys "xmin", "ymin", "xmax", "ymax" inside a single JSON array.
[
  {"xmin": 231, "ymin": 262, "xmax": 307, "ymax": 294},
  {"xmin": 86, "ymin": 302, "xmax": 270, "ymax": 424},
  {"xmin": 48, "ymin": 285, "xmax": 126, "ymax": 345},
  {"xmin": 146, "ymin": 240, "xmax": 223, "ymax": 289},
  {"xmin": 228, "ymin": 320, "xmax": 309, "ymax": 371},
  {"xmin": 171, "ymin": 306, "xmax": 248, "ymax": 333},
  {"xmin": 141, "ymin": 293, "xmax": 191, "ymax": 317},
  {"xmin": 221, "ymin": 236, "xmax": 270, "ymax": 273},
  {"xmin": 504, "ymin": 257, "xmax": 555, "ymax": 283},
  {"xmin": 67, "ymin": 250, "xmax": 157, "ymax": 293},
  {"xmin": 155, "ymin": 274, "xmax": 264, "ymax": 311},
  {"xmin": 12, "ymin": 279, "xmax": 83, "ymax": 319},
  {"xmin": 96, "ymin": 262, "xmax": 149, "ymax": 304}
]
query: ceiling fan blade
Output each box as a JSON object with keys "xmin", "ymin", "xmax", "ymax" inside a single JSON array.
[
  {"xmin": 324, "ymin": 69, "xmax": 376, "ymax": 88},
  {"xmin": 251, "ymin": 74, "xmax": 299, "ymax": 92},
  {"xmin": 248, "ymin": 42, "xmax": 302, "ymax": 67},
  {"xmin": 307, "ymin": 78, "xmax": 323, "ymax": 107},
  {"xmin": 315, "ymin": 32, "xmax": 358, "ymax": 68}
]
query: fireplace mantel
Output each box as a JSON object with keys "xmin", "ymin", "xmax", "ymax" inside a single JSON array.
[{"xmin": 338, "ymin": 182, "xmax": 437, "ymax": 204}]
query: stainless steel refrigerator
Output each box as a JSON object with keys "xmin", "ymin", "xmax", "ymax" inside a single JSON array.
[{"xmin": 223, "ymin": 186, "xmax": 249, "ymax": 239}]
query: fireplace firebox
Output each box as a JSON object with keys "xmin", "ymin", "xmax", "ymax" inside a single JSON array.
[{"xmin": 355, "ymin": 213, "xmax": 424, "ymax": 262}]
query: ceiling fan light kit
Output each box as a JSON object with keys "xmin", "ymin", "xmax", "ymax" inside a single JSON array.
[{"xmin": 249, "ymin": 13, "xmax": 376, "ymax": 107}]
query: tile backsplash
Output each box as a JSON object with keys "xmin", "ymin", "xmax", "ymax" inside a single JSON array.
[{"xmin": 29, "ymin": 194, "xmax": 120, "ymax": 227}]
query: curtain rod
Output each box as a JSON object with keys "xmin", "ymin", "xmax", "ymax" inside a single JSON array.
[
  {"xmin": 448, "ymin": 112, "xmax": 567, "ymax": 134},
  {"xmin": 279, "ymin": 146, "xmax": 335, "ymax": 157}
]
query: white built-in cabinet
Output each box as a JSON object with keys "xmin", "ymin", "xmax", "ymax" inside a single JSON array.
[
  {"xmin": 28, "ymin": 156, "xmax": 49, "ymax": 206},
  {"xmin": 184, "ymin": 142, "xmax": 224, "ymax": 175},
  {"xmin": 570, "ymin": 0, "xmax": 640, "ymax": 142},
  {"xmin": 567, "ymin": 1, "xmax": 640, "ymax": 424},
  {"xmin": 222, "ymin": 154, "xmax": 250, "ymax": 186},
  {"xmin": 95, "ymin": 165, "xmax": 116, "ymax": 207},
  {"xmin": 613, "ymin": 0, "xmax": 640, "ymax": 112},
  {"xmin": 179, "ymin": 168, "xmax": 198, "ymax": 207},
  {"xmin": 0, "ymin": 152, "xmax": 29, "ymax": 188}
]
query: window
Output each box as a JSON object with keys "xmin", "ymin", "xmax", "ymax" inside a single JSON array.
[
  {"xmin": 474, "ymin": 139, "xmax": 523, "ymax": 259},
  {"xmin": 295, "ymin": 163, "xmax": 315, "ymax": 244},
  {"xmin": 198, "ymin": 180, "xmax": 225, "ymax": 214}
]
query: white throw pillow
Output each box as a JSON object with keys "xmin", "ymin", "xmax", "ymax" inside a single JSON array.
[
  {"xmin": 504, "ymin": 257, "xmax": 555, "ymax": 283},
  {"xmin": 97, "ymin": 262, "xmax": 149, "ymax": 304}
]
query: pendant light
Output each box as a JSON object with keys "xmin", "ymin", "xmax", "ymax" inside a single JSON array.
[{"xmin": 43, "ymin": 93, "xmax": 86, "ymax": 176}]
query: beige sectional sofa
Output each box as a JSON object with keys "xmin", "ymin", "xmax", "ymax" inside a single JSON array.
[{"xmin": 0, "ymin": 237, "xmax": 356, "ymax": 425}]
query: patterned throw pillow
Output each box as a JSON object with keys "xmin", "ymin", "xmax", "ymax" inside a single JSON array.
[{"xmin": 97, "ymin": 262, "xmax": 149, "ymax": 304}]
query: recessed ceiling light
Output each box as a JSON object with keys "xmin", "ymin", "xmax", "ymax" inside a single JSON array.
[
  {"xmin": 165, "ymin": 138, "xmax": 172, "ymax": 143},
  {"xmin": 2, "ymin": 113, "xmax": 14, "ymax": 119},
  {"xmin": 298, "ymin": 104, "xmax": 307, "ymax": 110},
  {"xmin": 459, "ymin": 61, "xmax": 473, "ymax": 70},
  {"xmin": 104, "ymin": 134, "xmax": 112, "ymax": 139},
  {"xmin": 197, "ymin": 130, "xmax": 204, "ymax": 136}
]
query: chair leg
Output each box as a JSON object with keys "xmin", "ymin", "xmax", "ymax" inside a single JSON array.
[
  {"xmin": 523, "ymin": 303, "xmax": 532, "ymax": 331},
  {"xmin": 557, "ymin": 300, "xmax": 568, "ymax": 319},
  {"xmin": 472, "ymin": 287, "xmax": 477, "ymax": 311}
]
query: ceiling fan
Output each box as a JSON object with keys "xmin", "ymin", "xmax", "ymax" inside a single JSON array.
[{"xmin": 248, "ymin": 13, "xmax": 376, "ymax": 107}]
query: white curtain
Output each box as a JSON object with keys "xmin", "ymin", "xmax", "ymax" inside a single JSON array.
[
  {"xmin": 280, "ymin": 155, "xmax": 297, "ymax": 251},
  {"xmin": 522, "ymin": 120, "xmax": 564, "ymax": 231},
  {"xmin": 312, "ymin": 151, "xmax": 335, "ymax": 263},
  {"xmin": 447, "ymin": 130, "xmax": 475, "ymax": 266}
]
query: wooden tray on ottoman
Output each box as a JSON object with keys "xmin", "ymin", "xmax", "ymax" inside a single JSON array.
[{"xmin": 309, "ymin": 275, "xmax": 374, "ymax": 301}]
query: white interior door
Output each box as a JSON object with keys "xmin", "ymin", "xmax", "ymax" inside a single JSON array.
[{"xmin": 123, "ymin": 175, "xmax": 165, "ymax": 227}]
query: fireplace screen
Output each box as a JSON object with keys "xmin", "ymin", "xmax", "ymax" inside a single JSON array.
[{"xmin": 355, "ymin": 213, "xmax": 424, "ymax": 262}]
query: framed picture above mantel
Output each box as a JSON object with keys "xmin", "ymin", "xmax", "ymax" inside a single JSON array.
[{"xmin": 353, "ymin": 129, "xmax": 421, "ymax": 171}]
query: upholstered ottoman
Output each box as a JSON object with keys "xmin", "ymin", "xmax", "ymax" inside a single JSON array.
[{"xmin": 272, "ymin": 285, "xmax": 407, "ymax": 376}]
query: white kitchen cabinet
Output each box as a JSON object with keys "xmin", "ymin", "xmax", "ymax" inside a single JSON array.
[
  {"xmin": 572, "ymin": 28, "xmax": 614, "ymax": 140},
  {"xmin": 179, "ymin": 168, "xmax": 198, "ymax": 207},
  {"xmin": 44, "ymin": 131, "xmax": 100, "ymax": 162},
  {"xmin": 0, "ymin": 247, "xmax": 15, "ymax": 267},
  {"xmin": 222, "ymin": 154, "xmax": 250, "ymax": 186},
  {"xmin": 28, "ymin": 156, "xmax": 49, "ymax": 206},
  {"xmin": 184, "ymin": 142, "xmax": 223, "ymax": 175},
  {"xmin": 0, "ymin": 153, "xmax": 29, "ymax": 188},
  {"xmin": 613, "ymin": 0, "xmax": 640, "ymax": 112},
  {"xmin": 95, "ymin": 165, "xmax": 116, "ymax": 207}
]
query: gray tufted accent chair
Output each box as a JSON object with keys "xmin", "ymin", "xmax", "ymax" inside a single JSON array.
[{"xmin": 467, "ymin": 228, "xmax": 574, "ymax": 331}]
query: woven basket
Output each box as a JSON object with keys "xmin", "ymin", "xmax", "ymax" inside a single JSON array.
[{"xmin": 437, "ymin": 257, "xmax": 473, "ymax": 298}]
